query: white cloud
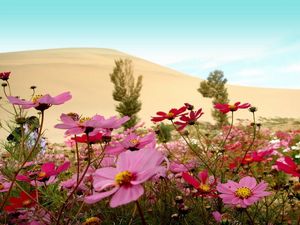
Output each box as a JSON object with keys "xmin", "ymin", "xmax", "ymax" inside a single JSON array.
[
  {"xmin": 237, "ymin": 68, "xmax": 267, "ymax": 78},
  {"xmin": 279, "ymin": 64, "xmax": 300, "ymax": 73}
]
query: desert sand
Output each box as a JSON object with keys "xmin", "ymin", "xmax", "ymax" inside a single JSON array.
[{"xmin": 1, "ymin": 48, "xmax": 300, "ymax": 143}]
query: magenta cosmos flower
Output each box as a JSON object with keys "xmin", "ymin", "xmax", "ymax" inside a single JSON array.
[
  {"xmin": 84, "ymin": 148, "xmax": 165, "ymax": 207},
  {"xmin": 214, "ymin": 102, "xmax": 251, "ymax": 114},
  {"xmin": 16, "ymin": 161, "xmax": 70, "ymax": 186},
  {"xmin": 182, "ymin": 170, "xmax": 217, "ymax": 197},
  {"xmin": 7, "ymin": 91, "xmax": 71, "ymax": 111},
  {"xmin": 276, "ymin": 156, "xmax": 300, "ymax": 177},
  {"xmin": 175, "ymin": 108, "xmax": 204, "ymax": 130},
  {"xmin": 151, "ymin": 106, "xmax": 187, "ymax": 122},
  {"xmin": 0, "ymin": 71, "xmax": 11, "ymax": 81},
  {"xmin": 217, "ymin": 176, "xmax": 270, "ymax": 208}
]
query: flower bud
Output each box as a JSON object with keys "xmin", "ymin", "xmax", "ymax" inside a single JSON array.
[{"xmin": 249, "ymin": 106, "xmax": 257, "ymax": 113}]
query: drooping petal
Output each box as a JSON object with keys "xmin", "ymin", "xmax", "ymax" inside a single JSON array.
[
  {"xmin": 7, "ymin": 96, "xmax": 37, "ymax": 108},
  {"xmin": 109, "ymin": 184, "xmax": 144, "ymax": 208},
  {"xmin": 51, "ymin": 92, "xmax": 72, "ymax": 105},
  {"xmin": 84, "ymin": 187, "xmax": 118, "ymax": 204},
  {"xmin": 182, "ymin": 172, "xmax": 200, "ymax": 189},
  {"xmin": 56, "ymin": 161, "xmax": 70, "ymax": 174}
]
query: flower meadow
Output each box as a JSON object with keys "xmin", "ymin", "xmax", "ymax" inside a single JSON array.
[{"xmin": 0, "ymin": 72, "xmax": 300, "ymax": 225}]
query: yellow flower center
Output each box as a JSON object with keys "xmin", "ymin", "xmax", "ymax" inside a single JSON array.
[
  {"xmin": 235, "ymin": 187, "xmax": 252, "ymax": 199},
  {"xmin": 79, "ymin": 117, "xmax": 91, "ymax": 123},
  {"xmin": 82, "ymin": 217, "xmax": 101, "ymax": 225},
  {"xmin": 38, "ymin": 171, "xmax": 47, "ymax": 178},
  {"xmin": 0, "ymin": 183, "xmax": 4, "ymax": 190},
  {"xmin": 167, "ymin": 112, "xmax": 174, "ymax": 118},
  {"xmin": 199, "ymin": 184, "xmax": 210, "ymax": 192},
  {"xmin": 228, "ymin": 105, "xmax": 237, "ymax": 111},
  {"xmin": 115, "ymin": 171, "xmax": 133, "ymax": 185},
  {"xmin": 22, "ymin": 199, "xmax": 32, "ymax": 207},
  {"xmin": 129, "ymin": 139, "xmax": 139, "ymax": 145},
  {"xmin": 32, "ymin": 94, "xmax": 43, "ymax": 103}
]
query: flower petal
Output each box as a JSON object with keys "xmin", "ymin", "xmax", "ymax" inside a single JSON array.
[{"xmin": 109, "ymin": 185, "xmax": 144, "ymax": 208}]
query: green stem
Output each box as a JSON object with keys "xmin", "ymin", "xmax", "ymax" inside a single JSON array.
[
  {"xmin": 219, "ymin": 111, "xmax": 234, "ymax": 148},
  {"xmin": 245, "ymin": 209, "xmax": 255, "ymax": 225},
  {"xmin": 171, "ymin": 121, "xmax": 215, "ymax": 176},
  {"xmin": 74, "ymin": 135, "xmax": 80, "ymax": 185},
  {"xmin": 235, "ymin": 112, "xmax": 257, "ymax": 174},
  {"xmin": 55, "ymin": 134, "xmax": 92, "ymax": 224},
  {"xmin": 136, "ymin": 200, "xmax": 147, "ymax": 225}
]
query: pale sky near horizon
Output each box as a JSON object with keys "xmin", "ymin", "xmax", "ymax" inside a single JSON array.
[{"xmin": 1, "ymin": 0, "xmax": 300, "ymax": 88}]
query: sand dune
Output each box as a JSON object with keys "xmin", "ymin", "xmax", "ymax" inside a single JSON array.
[{"xmin": 1, "ymin": 48, "xmax": 300, "ymax": 143}]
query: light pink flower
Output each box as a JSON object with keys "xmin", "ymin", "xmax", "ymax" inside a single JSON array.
[
  {"xmin": 84, "ymin": 148, "xmax": 165, "ymax": 207},
  {"xmin": 55, "ymin": 113, "xmax": 129, "ymax": 136},
  {"xmin": 92, "ymin": 115, "xmax": 130, "ymax": 129},
  {"xmin": 217, "ymin": 176, "xmax": 270, "ymax": 208},
  {"xmin": 169, "ymin": 160, "xmax": 197, "ymax": 173},
  {"xmin": 105, "ymin": 132, "xmax": 156, "ymax": 155},
  {"xmin": 7, "ymin": 91, "xmax": 71, "ymax": 111},
  {"xmin": 60, "ymin": 168, "xmax": 94, "ymax": 192}
]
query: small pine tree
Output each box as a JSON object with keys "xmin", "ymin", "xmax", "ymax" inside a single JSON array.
[
  {"xmin": 198, "ymin": 70, "xmax": 229, "ymax": 126},
  {"xmin": 110, "ymin": 59, "xmax": 143, "ymax": 129}
]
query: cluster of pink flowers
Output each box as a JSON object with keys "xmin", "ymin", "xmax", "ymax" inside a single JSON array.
[{"xmin": 4, "ymin": 73, "xmax": 300, "ymax": 224}]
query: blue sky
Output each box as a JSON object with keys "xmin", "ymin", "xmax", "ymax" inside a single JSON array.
[{"xmin": 1, "ymin": 0, "xmax": 300, "ymax": 88}]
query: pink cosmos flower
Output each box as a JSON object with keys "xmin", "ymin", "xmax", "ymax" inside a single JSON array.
[
  {"xmin": 182, "ymin": 170, "xmax": 217, "ymax": 197},
  {"xmin": 0, "ymin": 71, "xmax": 11, "ymax": 81},
  {"xmin": 217, "ymin": 176, "xmax": 270, "ymax": 208},
  {"xmin": 84, "ymin": 148, "xmax": 165, "ymax": 207},
  {"xmin": 175, "ymin": 108, "xmax": 204, "ymax": 130},
  {"xmin": 92, "ymin": 115, "xmax": 130, "ymax": 129},
  {"xmin": 169, "ymin": 160, "xmax": 197, "ymax": 173},
  {"xmin": 60, "ymin": 168, "xmax": 95, "ymax": 193},
  {"xmin": 7, "ymin": 91, "xmax": 72, "ymax": 111},
  {"xmin": 214, "ymin": 102, "xmax": 251, "ymax": 114},
  {"xmin": 105, "ymin": 132, "xmax": 156, "ymax": 154},
  {"xmin": 151, "ymin": 106, "xmax": 187, "ymax": 122},
  {"xmin": 55, "ymin": 113, "xmax": 129, "ymax": 136},
  {"xmin": 276, "ymin": 156, "xmax": 300, "ymax": 177}
]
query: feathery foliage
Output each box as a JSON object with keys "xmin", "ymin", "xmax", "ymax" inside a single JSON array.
[
  {"xmin": 110, "ymin": 59, "xmax": 143, "ymax": 128},
  {"xmin": 198, "ymin": 70, "xmax": 229, "ymax": 126}
]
